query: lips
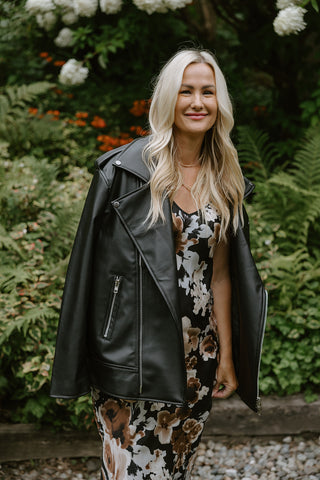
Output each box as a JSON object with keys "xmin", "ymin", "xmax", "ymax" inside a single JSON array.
[{"xmin": 185, "ymin": 113, "xmax": 207, "ymax": 120}]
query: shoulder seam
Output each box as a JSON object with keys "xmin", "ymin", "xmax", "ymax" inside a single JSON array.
[{"xmin": 97, "ymin": 167, "xmax": 110, "ymax": 188}]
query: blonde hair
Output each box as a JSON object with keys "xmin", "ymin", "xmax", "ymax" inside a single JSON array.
[{"xmin": 144, "ymin": 48, "xmax": 245, "ymax": 240}]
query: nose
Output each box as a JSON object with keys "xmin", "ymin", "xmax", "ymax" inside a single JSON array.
[{"xmin": 191, "ymin": 93, "xmax": 203, "ymax": 109}]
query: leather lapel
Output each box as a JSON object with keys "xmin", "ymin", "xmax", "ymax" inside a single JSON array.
[
  {"xmin": 115, "ymin": 136, "xmax": 150, "ymax": 182},
  {"xmin": 112, "ymin": 183, "xmax": 181, "ymax": 329}
]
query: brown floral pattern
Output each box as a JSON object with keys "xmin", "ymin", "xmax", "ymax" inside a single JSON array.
[{"xmin": 92, "ymin": 202, "xmax": 221, "ymax": 479}]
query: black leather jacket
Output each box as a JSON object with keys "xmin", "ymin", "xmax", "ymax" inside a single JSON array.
[{"xmin": 50, "ymin": 137, "xmax": 267, "ymax": 413}]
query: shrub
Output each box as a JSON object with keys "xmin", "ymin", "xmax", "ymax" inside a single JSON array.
[
  {"xmin": 0, "ymin": 148, "xmax": 93, "ymax": 427},
  {"xmin": 238, "ymin": 126, "xmax": 320, "ymax": 401}
]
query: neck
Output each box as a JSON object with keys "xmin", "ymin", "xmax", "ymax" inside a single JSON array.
[{"xmin": 174, "ymin": 132, "xmax": 204, "ymax": 166}]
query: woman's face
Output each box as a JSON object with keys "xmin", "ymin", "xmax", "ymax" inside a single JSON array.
[{"xmin": 174, "ymin": 62, "xmax": 218, "ymax": 141}]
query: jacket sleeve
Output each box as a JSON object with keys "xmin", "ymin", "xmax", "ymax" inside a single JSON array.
[
  {"xmin": 50, "ymin": 167, "xmax": 110, "ymax": 398},
  {"xmin": 230, "ymin": 204, "xmax": 268, "ymax": 413}
]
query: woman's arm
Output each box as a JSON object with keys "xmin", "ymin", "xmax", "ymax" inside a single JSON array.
[{"xmin": 211, "ymin": 239, "xmax": 238, "ymax": 399}]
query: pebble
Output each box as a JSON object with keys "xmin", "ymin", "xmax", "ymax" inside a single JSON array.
[
  {"xmin": 192, "ymin": 435, "xmax": 320, "ymax": 480},
  {"xmin": 0, "ymin": 435, "xmax": 319, "ymax": 480}
]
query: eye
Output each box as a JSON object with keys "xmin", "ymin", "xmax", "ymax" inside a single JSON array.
[
  {"xmin": 204, "ymin": 90, "xmax": 215, "ymax": 95},
  {"xmin": 180, "ymin": 89, "xmax": 191, "ymax": 95}
]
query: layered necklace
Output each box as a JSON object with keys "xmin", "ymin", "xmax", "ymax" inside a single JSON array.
[{"xmin": 177, "ymin": 159, "xmax": 201, "ymax": 192}]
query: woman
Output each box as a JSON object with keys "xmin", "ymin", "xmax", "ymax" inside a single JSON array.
[{"xmin": 50, "ymin": 49, "xmax": 267, "ymax": 479}]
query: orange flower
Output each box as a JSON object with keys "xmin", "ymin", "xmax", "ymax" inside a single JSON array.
[
  {"xmin": 53, "ymin": 88, "xmax": 63, "ymax": 95},
  {"xmin": 97, "ymin": 133, "xmax": 134, "ymax": 152},
  {"xmin": 39, "ymin": 52, "xmax": 49, "ymax": 58},
  {"xmin": 75, "ymin": 111, "xmax": 89, "ymax": 119},
  {"xmin": 129, "ymin": 99, "xmax": 150, "ymax": 117},
  {"xmin": 46, "ymin": 110, "xmax": 60, "ymax": 116},
  {"xmin": 253, "ymin": 105, "xmax": 267, "ymax": 115},
  {"xmin": 120, "ymin": 138, "xmax": 133, "ymax": 146},
  {"xmin": 97, "ymin": 134, "xmax": 111, "ymax": 143},
  {"xmin": 54, "ymin": 60, "xmax": 66, "ymax": 67},
  {"xmin": 28, "ymin": 107, "xmax": 38, "ymax": 115},
  {"xmin": 129, "ymin": 125, "xmax": 149, "ymax": 136},
  {"xmin": 46, "ymin": 57, "xmax": 53, "ymax": 62},
  {"xmin": 67, "ymin": 93, "xmax": 74, "ymax": 99},
  {"xmin": 75, "ymin": 119, "xmax": 86, "ymax": 127},
  {"xmin": 67, "ymin": 119, "xmax": 74, "ymax": 124},
  {"xmin": 91, "ymin": 115, "xmax": 106, "ymax": 128},
  {"xmin": 99, "ymin": 144, "xmax": 113, "ymax": 151}
]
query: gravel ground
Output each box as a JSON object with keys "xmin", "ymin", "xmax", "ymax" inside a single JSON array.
[{"xmin": 1, "ymin": 435, "xmax": 319, "ymax": 480}]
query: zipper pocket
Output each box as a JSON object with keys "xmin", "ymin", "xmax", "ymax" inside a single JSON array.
[
  {"xmin": 255, "ymin": 288, "xmax": 268, "ymax": 415},
  {"xmin": 138, "ymin": 254, "xmax": 143, "ymax": 394},
  {"xmin": 103, "ymin": 275, "xmax": 122, "ymax": 339}
]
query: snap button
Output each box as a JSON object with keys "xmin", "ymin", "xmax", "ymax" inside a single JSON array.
[
  {"xmin": 113, "ymin": 201, "xmax": 120, "ymax": 208},
  {"xmin": 115, "ymin": 160, "xmax": 121, "ymax": 165}
]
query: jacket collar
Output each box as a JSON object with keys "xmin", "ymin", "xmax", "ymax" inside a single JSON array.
[{"xmin": 115, "ymin": 136, "xmax": 150, "ymax": 182}]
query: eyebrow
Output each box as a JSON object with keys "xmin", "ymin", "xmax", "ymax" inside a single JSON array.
[{"xmin": 181, "ymin": 84, "xmax": 216, "ymax": 89}]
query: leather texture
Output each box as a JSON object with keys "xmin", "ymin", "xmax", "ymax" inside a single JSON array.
[{"xmin": 50, "ymin": 137, "xmax": 267, "ymax": 413}]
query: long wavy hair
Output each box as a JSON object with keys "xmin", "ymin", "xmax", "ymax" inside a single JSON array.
[{"xmin": 144, "ymin": 48, "xmax": 245, "ymax": 240}]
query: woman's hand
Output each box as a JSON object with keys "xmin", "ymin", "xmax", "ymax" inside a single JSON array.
[
  {"xmin": 211, "ymin": 239, "xmax": 238, "ymax": 399},
  {"xmin": 212, "ymin": 357, "xmax": 238, "ymax": 399}
]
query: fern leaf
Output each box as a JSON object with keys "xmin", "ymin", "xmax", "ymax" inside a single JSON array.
[
  {"xmin": 0, "ymin": 264, "xmax": 34, "ymax": 293},
  {"xmin": 269, "ymin": 172, "xmax": 318, "ymax": 197},
  {"xmin": 0, "ymin": 224, "xmax": 24, "ymax": 257},
  {"xmin": 0, "ymin": 82, "xmax": 55, "ymax": 128},
  {"xmin": 4, "ymin": 82, "xmax": 55, "ymax": 109},
  {"xmin": 237, "ymin": 126, "xmax": 280, "ymax": 180},
  {"xmin": 291, "ymin": 129, "xmax": 320, "ymax": 189},
  {"xmin": 0, "ymin": 303, "xmax": 57, "ymax": 346},
  {"xmin": 0, "ymin": 95, "xmax": 10, "ymax": 119}
]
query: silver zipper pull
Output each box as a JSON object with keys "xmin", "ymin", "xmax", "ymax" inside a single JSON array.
[{"xmin": 114, "ymin": 276, "xmax": 121, "ymax": 293}]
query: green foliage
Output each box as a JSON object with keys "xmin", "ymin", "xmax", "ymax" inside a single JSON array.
[
  {"xmin": 300, "ymin": 78, "xmax": 320, "ymax": 128},
  {"xmin": 302, "ymin": 0, "xmax": 320, "ymax": 12},
  {"xmin": 0, "ymin": 82, "xmax": 64, "ymax": 157},
  {"xmin": 0, "ymin": 151, "xmax": 93, "ymax": 427},
  {"xmin": 0, "ymin": 1, "xmax": 46, "ymax": 86},
  {"xmin": 238, "ymin": 126, "xmax": 320, "ymax": 400},
  {"xmin": 237, "ymin": 127, "xmax": 281, "ymax": 181}
]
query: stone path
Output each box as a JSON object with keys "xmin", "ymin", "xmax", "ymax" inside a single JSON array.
[{"xmin": 0, "ymin": 435, "xmax": 319, "ymax": 480}]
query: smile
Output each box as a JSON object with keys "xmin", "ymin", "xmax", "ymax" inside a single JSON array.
[{"xmin": 185, "ymin": 113, "xmax": 207, "ymax": 120}]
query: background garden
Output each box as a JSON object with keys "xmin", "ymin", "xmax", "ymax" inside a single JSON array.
[{"xmin": 0, "ymin": 0, "xmax": 319, "ymax": 430}]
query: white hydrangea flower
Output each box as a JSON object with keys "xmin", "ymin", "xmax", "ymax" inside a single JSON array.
[
  {"xmin": 54, "ymin": 27, "xmax": 74, "ymax": 47},
  {"xmin": 133, "ymin": 0, "xmax": 167, "ymax": 14},
  {"xmin": 133, "ymin": 0, "xmax": 190, "ymax": 14},
  {"xmin": 54, "ymin": 0, "xmax": 73, "ymax": 7},
  {"xmin": 61, "ymin": 9, "xmax": 79, "ymax": 24},
  {"xmin": 25, "ymin": 0, "xmax": 55, "ymax": 14},
  {"xmin": 74, "ymin": 0, "xmax": 98, "ymax": 17},
  {"xmin": 36, "ymin": 11, "xmax": 57, "ymax": 30},
  {"xmin": 164, "ymin": 0, "xmax": 192, "ymax": 9},
  {"xmin": 59, "ymin": 59, "xmax": 89, "ymax": 85},
  {"xmin": 273, "ymin": 6, "xmax": 307, "ymax": 36},
  {"xmin": 276, "ymin": 0, "xmax": 302, "ymax": 9},
  {"xmin": 100, "ymin": 0, "xmax": 122, "ymax": 14}
]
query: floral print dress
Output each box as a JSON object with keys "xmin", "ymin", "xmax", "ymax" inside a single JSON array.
[{"xmin": 92, "ymin": 201, "xmax": 221, "ymax": 480}]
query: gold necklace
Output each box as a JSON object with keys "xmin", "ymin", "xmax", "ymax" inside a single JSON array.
[
  {"xmin": 181, "ymin": 183, "xmax": 193, "ymax": 192},
  {"xmin": 178, "ymin": 160, "xmax": 201, "ymax": 168}
]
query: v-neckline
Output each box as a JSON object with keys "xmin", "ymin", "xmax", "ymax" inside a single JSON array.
[{"xmin": 172, "ymin": 201, "xmax": 199, "ymax": 216}]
